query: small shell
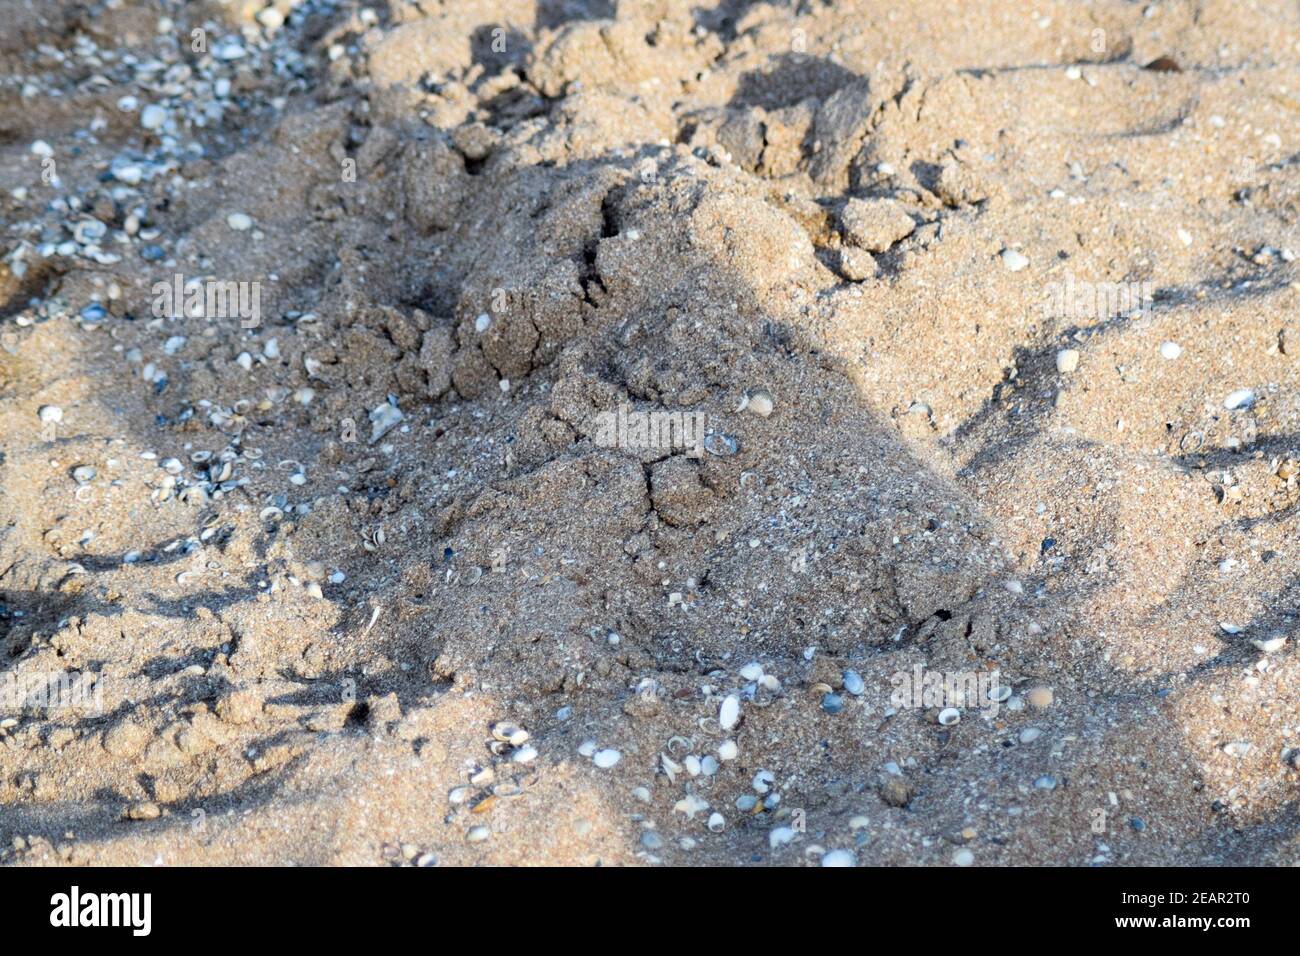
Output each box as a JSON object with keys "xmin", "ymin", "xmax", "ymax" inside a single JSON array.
[
  {"xmin": 988, "ymin": 684, "xmax": 1012, "ymax": 703},
  {"xmin": 593, "ymin": 748, "xmax": 621, "ymax": 768},
  {"xmin": 1222, "ymin": 741, "xmax": 1252, "ymax": 758},
  {"xmin": 719, "ymin": 694, "xmax": 741, "ymax": 731},
  {"xmin": 742, "ymin": 390, "xmax": 774, "ymax": 418},
  {"xmin": 937, "ymin": 707, "xmax": 961, "ymax": 726},
  {"xmin": 465, "ymin": 825, "xmax": 490, "ymax": 843},
  {"xmin": 703, "ymin": 433, "xmax": 739, "ymax": 457},
  {"xmin": 1250, "ymin": 636, "xmax": 1286, "ymax": 654},
  {"xmin": 1223, "ymin": 388, "xmax": 1256, "ymax": 411},
  {"xmin": 491, "ymin": 722, "xmax": 529, "ymax": 745},
  {"xmin": 707, "ymin": 812, "xmax": 726, "ymax": 832}
]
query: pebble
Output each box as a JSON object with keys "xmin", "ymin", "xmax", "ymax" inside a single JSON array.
[
  {"xmin": 592, "ymin": 748, "xmax": 621, "ymax": 768},
  {"xmin": 1018, "ymin": 727, "xmax": 1042, "ymax": 744},
  {"xmin": 227, "ymin": 212, "xmax": 253, "ymax": 231},
  {"xmin": 1034, "ymin": 775, "xmax": 1058, "ymax": 790},
  {"xmin": 72, "ymin": 465, "xmax": 96, "ymax": 484},
  {"xmin": 1159, "ymin": 341, "xmax": 1182, "ymax": 360},
  {"xmin": 465, "ymin": 826, "xmax": 490, "ymax": 843},
  {"xmin": 952, "ymin": 848, "xmax": 974, "ymax": 867},
  {"xmin": 1000, "ymin": 248, "xmax": 1029, "ymax": 272},
  {"xmin": 1055, "ymin": 349, "xmax": 1080, "ymax": 374},
  {"xmin": 640, "ymin": 830, "xmax": 663, "ymax": 850}
]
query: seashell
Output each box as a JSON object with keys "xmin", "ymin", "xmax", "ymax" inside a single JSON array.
[
  {"xmin": 1019, "ymin": 727, "xmax": 1042, "ymax": 744},
  {"xmin": 1223, "ymin": 388, "xmax": 1256, "ymax": 411},
  {"xmin": 491, "ymin": 722, "xmax": 529, "ymax": 745},
  {"xmin": 735, "ymin": 794, "xmax": 757, "ymax": 811},
  {"xmin": 821, "ymin": 849, "xmax": 856, "ymax": 867},
  {"xmin": 707, "ymin": 812, "xmax": 726, "ymax": 832},
  {"xmin": 72, "ymin": 465, "xmax": 96, "ymax": 484},
  {"xmin": 593, "ymin": 748, "xmax": 621, "ymax": 769},
  {"xmin": 260, "ymin": 506, "xmax": 283, "ymax": 523},
  {"xmin": 511, "ymin": 745, "xmax": 537, "ymax": 764},
  {"xmin": 38, "ymin": 405, "xmax": 63, "ymax": 424},
  {"xmin": 577, "ymin": 740, "xmax": 597, "ymax": 758},
  {"xmin": 700, "ymin": 755, "xmax": 719, "ymax": 775},
  {"xmin": 740, "ymin": 390, "xmax": 774, "ymax": 418},
  {"xmin": 843, "ymin": 669, "xmax": 864, "ymax": 696},
  {"xmin": 739, "ymin": 662, "xmax": 764, "ymax": 682},
  {"xmin": 1033, "ymin": 775, "xmax": 1057, "ymax": 790},
  {"xmin": 752, "ymin": 770, "xmax": 775, "ymax": 794},
  {"xmin": 769, "ymin": 826, "xmax": 797, "ymax": 848},
  {"xmin": 717, "ymin": 739, "xmax": 738, "ymax": 761},
  {"xmin": 1222, "ymin": 741, "xmax": 1252, "ymax": 758},
  {"xmin": 674, "ymin": 794, "xmax": 708, "ymax": 819},
  {"xmin": 703, "ymin": 432, "xmax": 739, "ymax": 457},
  {"xmin": 660, "ymin": 753, "xmax": 682, "ymax": 782},
  {"xmin": 988, "ymin": 683, "xmax": 1012, "ymax": 703},
  {"xmin": 937, "ymin": 707, "xmax": 961, "ymax": 726},
  {"xmin": 448, "ymin": 786, "xmax": 472, "ymax": 805},
  {"xmin": 465, "ymin": 825, "xmax": 490, "ymax": 843},
  {"xmin": 684, "ymin": 754, "xmax": 701, "ymax": 776},
  {"xmin": 1250, "ymin": 636, "xmax": 1286, "ymax": 653},
  {"xmin": 719, "ymin": 693, "xmax": 741, "ymax": 731}
]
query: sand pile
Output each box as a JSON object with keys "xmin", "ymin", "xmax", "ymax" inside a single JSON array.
[{"xmin": 0, "ymin": 0, "xmax": 1296, "ymax": 866}]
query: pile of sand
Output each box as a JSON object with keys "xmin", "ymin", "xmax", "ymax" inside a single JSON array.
[{"xmin": 0, "ymin": 0, "xmax": 1296, "ymax": 866}]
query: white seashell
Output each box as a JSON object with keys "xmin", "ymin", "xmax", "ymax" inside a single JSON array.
[
  {"xmin": 706, "ymin": 812, "xmax": 725, "ymax": 832},
  {"xmin": 226, "ymin": 212, "xmax": 253, "ymax": 231},
  {"xmin": 491, "ymin": 722, "xmax": 528, "ymax": 745},
  {"xmin": 717, "ymin": 739, "xmax": 738, "ymax": 761},
  {"xmin": 719, "ymin": 694, "xmax": 741, "ymax": 731},
  {"xmin": 684, "ymin": 754, "xmax": 701, "ymax": 776},
  {"xmin": 674, "ymin": 794, "xmax": 708, "ymax": 819},
  {"xmin": 821, "ymin": 849, "xmax": 856, "ymax": 867},
  {"xmin": 593, "ymin": 748, "xmax": 621, "ymax": 768},
  {"xmin": 1222, "ymin": 741, "xmax": 1252, "ymax": 758},
  {"xmin": 1055, "ymin": 349, "xmax": 1080, "ymax": 374},
  {"xmin": 577, "ymin": 740, "xmax": 597, "ymax": 758},
  {"xmin": 700, "ymin": 755, "xmax": 719, "ymax": 775},
  {"xmin": 1019, "ymin": 727, "xmax": 1042, "ymax": 744},
  {"xmin": 1223, "ymin": 388, "xmax": 1256, "ymax": 411},
  {"xmin": 769, "ymin": 826, "xmax": 797, "ymax": 848},
  {"xmin": 1000, "ymin": 248, "xmax": 1029, "ymax": 271},
  {"xmin": 739, "ymin": 662, "xmax": 763, "ymax": 681},
  {"xmin": 1219, "ymin": 622, "xmax": 1242, "ymax": 634},
  {"xmin": 937, "ymin": 707, "xmax": 961, "ymax": 726},
  {"xmin": 752, "ymin": 769, "xmax": 775, "ymax": 794},
  {"xmin": 38, "ymin": 405, "xmax": 63, "ymax": 424},
  {"xmin": 1251, "ymin": 636, "xmax": 1286, "ymax": 653},
  {"xmin": 465, "ymin": 826, "xmax": 490, "ymax": 843},
  {"xmin": 368, "ymin": 401, "xmax": 403, "ymax": 443},
  {"xmin": 743, "ymin": 390, "xmax": 774, "ymax": 418},
  {"xmin": 511, "ymin": 744, "xmax": 538, "ymax": 764},
  {"xmin": 842, "ymin": 670, "xmax": 864, "ymax": 696},
  {"xmin": 1159, "ymin": 341, "xmax": 1182, "ymax": 360}
]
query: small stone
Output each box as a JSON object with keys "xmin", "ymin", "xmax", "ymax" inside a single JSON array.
[
  {"xmin": 1055, "ymin": 349, "xmax": 1080, "ymax": 373},
  {"xmin": 124, "ymin": 801, "xmax": 161, "ymax": 821},
  {"xmin": 640, "ymin": 830, "xmax": 663, "ymax": 850},
  {"xmin": 465, "ymin": 825, "xmax": 490, "ymax": 843},
  {"xmin": 1250, "ymin": 636, "xmax": 1286, "ymax": 653},
  {"xmin": 227, "ymin": 212, "xmax": 253, "ymax": 231},
  {"xmin": 952, "ymin": 848, "xmax": 974, "ymax": 867},
  {"xmin": 1034, "ymin": 774, "xmax": 1057, "ymax": 790},
  {"xmin": 1159, "ymin": 341, "xmax": 1182, "ymax": 360}
]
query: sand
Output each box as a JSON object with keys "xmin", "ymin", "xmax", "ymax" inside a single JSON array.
[{"xmin": 0, "ymin": 0, "xmax": 1296, "ymax": 866}]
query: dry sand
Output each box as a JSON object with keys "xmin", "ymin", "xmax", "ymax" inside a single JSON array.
[{"xmin": 0, "ymin": 0, "xmax": 1297, "ymax": 866}]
